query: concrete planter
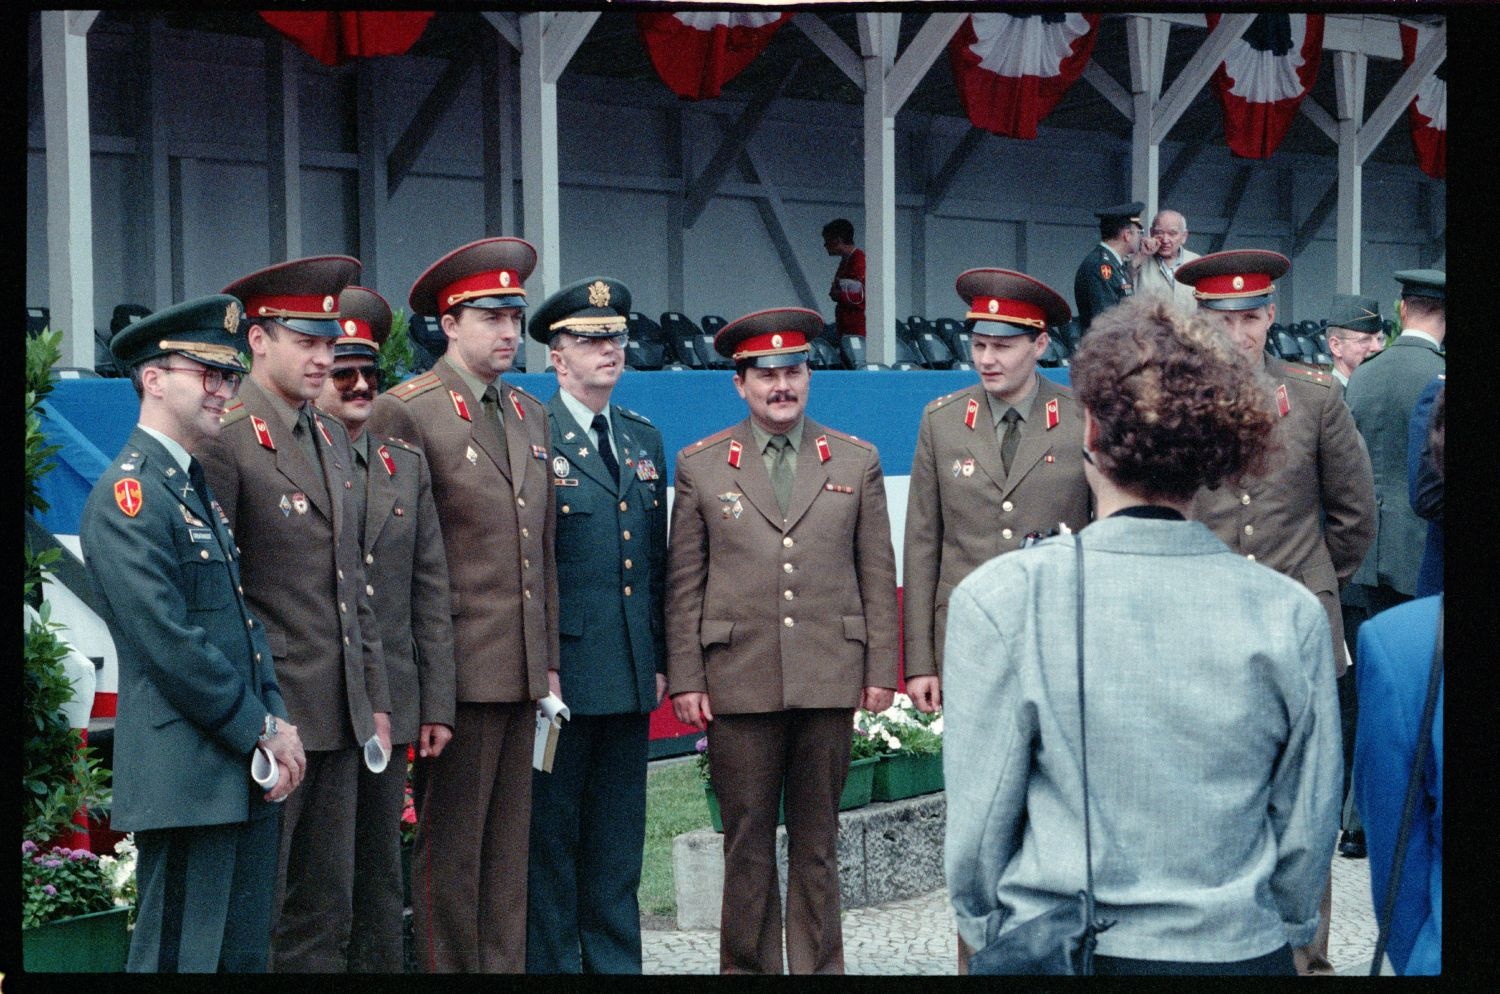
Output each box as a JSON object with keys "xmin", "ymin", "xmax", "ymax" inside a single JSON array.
[
  {"xmin": 22, "ymin": 905, "xmax": 132, "ymax": 972},
  {"xmin": 703, "ymin": 756, "xmax": 880, "ymax": 833},
  {"xmin": 870, "ymin": 750, "xmax": 944, "ymax": 801}
]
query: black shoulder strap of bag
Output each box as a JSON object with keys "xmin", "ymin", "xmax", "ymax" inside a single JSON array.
[
  {"xmin": 1074, "ymin": 535, "xmax": 1114, "ymax": 969},
  {"xmin": 1368, "ymin": 605, "xmax": 1443, "ymax": 976}
]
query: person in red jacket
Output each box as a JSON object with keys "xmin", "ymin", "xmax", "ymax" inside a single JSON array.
[{"xmin": 822, "ymin": 218, "xmax": 866, "ymax": 338}]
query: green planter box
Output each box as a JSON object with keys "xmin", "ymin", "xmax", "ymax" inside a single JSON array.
[
  {"xmin": 22, "ymin": 905, "xmax": 132, "ymax": 972},
  {"xmin": 871, "ymin": 751, "xmax": 944, "ymax": 801},
  {"xmin": 704, "ymin": 757, "xmax": 879, "ymax": 833}
]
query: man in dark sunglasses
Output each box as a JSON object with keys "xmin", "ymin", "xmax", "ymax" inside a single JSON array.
[{"xmin": 316, "ymin": 286, "xmax": 457, "ymax": 973}]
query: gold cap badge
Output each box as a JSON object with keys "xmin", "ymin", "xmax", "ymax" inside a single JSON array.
[
  {"xmin": 224, "ymin": 301, "xmax": 241, "ymax": 333},
  {"xmin": 588, "ymin": 280, "xmax": 611, "ymax": 308}
]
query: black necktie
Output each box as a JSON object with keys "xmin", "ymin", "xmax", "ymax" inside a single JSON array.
[
  {"xmin": 1000, "ymin": 408, "xmax": 1022, "ymax": 477},
  {"xmin": 592, "ymin": 414, "xmax": 619, "ymax": 482}
]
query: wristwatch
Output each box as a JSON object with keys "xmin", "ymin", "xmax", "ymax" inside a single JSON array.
[{"xmin": 259, "ymin": 713, "xmax": 279, "ymax": 742}]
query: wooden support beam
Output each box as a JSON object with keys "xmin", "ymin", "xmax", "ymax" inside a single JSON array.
[
  {"xmin": 541, "ymin": 12, "xmax": 599, "ymax": 85},
  {"xmin": 792, "ymin": 12, "xmax": 862, "ymax": 89},
  {"xmin": 1082, "ymin": 62, "xmax": 1133, "ymax": 121},
  {"xmin": 1208, "ymin": 165, "xmax": 1254, "ymax": 254},
  {"xmin": 738, "ymin": 141, "xmax": 819, "ymax": 311},
  {"xmin": 1152, "ymin": 12, "xmax": 1255, "ymax": 145},
  {"xmin": 885, "ymin": 12, "xmax": 966, "ymax": 115},
  {"xmin": 1291, "ymin": 179, "xmax": 1339, "ymax": 257},
  {"xmin": 1300, "ymin": 97, "xmax": 1339, "ymax": 145},
  {"xmin": 683, "ymin": 60, "xmax": 804, "ymax": 229},
  {"xmin": 1358, "ymin": 21, "xmax": 1445, "ymax": 164},
  {"xmin": 386, "ymin": 42, "xmax": 478, "ymax": 200},
  {"xmin": 925, "ymin": 126, "xmax": 985, "ymax": 213},
  {"xmin": 481, "ymin": 11, "xmax": 521, "ymax": 53}
]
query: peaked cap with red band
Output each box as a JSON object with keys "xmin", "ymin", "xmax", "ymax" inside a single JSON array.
[
  {"xmin": 335, "ymin": 285, "xmax": 391, "ymax": 358},
  {"xmin": 408, "ymin": 237, "xmax": 538, "ymax": 318},
  {"xmin": 1175, "ymin": 250, "xmax": 1290, "ymax": 312},
  {"xmin": 955, "ymin": 268, "xmax": 1071, "ymax": 337},
  {"xmin": 714, "ymin": 307, "xmax": 821, "ymax": 368},
  {"xmin": 224, "ymin": 255, "xmax": 361, "ymax": 337}
]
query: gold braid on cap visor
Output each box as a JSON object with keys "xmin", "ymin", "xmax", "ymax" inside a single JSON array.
[
  {"xmin": 157, "ymin": 340, "xmax": 242, "ymax": 364},
  {"xmin": 548, "ymin": 315, "xmax": 627, "ymax": 333},
  {"xmin": 445, "ymin": 286, "xmax": 527, "ymax": 308}
]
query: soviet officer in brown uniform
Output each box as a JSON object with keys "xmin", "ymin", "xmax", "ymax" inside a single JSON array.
[
  {"xmin": 1175, "ymin": 249, "xmax": 1375, "ymax": 977},
  {"xmin": 366, "ymin": 238, "xmax": 557, "ymax": 973},
  {"xmin": 198, "ymin": 257, "xmax": 392, "ymax": 971},
  {"xmin": 314, "ymin": 286, "xmax": 457, "ymax": 972},
  {"xmin": 667, "ymin": 308, "xmax": 899, "ymax": 974},
  {"xmin": 902, "ymin": 269, "xmax": 1091, "ymax": 716}
]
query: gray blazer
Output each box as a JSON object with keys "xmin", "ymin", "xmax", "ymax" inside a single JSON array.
[{"xmin": 942, "ymin": 516, "xmax": 1341, "ymax": 963}]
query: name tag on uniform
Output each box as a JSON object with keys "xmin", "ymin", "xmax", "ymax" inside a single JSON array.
[{"xmin": 189, "ymin": 527, "xmax": 214, "ymax": 543}]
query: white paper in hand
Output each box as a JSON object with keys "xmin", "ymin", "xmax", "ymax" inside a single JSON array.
[
  {"xmin": 533, "ymin": 693, "xmax": 570, "ymax": 773},
  {"xmin": 364, "ymin": 734, "xmax": 390, "ymax": 774},
  {"xmin": 251, "ymin": 745, "xmax": 284, "ymax": 802}
]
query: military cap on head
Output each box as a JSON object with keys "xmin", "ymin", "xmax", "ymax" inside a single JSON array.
[
  {"xmin": 224, "ymin": 255, "xmax": 362, "ymax": 338},
  {"xmin": 1175, "ymin": 249, "xmax": 1290, "ymax": 311},
  {"xmin": 409, "ymin": 237, "xmax": 538, "ymax": 318},
  {"xmin": 334, "ymin": 286, "xmax": 391, "ymax": 358},
  {"xmin": 1095, "ymin": 201, "xmax": 1145, "ymax": 225},
  {"xmin": 715, "ymin": 307, "xmax": 821, "ymax": 369},
  {"xmin": 1394, "ymin": 268, "xmax": 1445, "ymax": 300},
  {"xmin": 528, "ymin": 277, "xmax": 631, "ymax": 345},
  {"xmin": 1327, "ymin": 294, "xmax": 1383, "ymax": 334},
  {"xmin": 955, "ymin": 268, "xmax": 1071, "ymax": 338},
  {"xmin": 110, "ymin": 294, "xmax": 249, "ymax": 374}
]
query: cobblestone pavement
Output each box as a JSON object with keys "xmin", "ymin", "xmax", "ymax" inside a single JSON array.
[{"xmin": 643, "ymin": 852, "xmax": 1378, "ymax": 976}]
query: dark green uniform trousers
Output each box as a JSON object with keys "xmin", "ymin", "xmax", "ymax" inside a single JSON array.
[{"xmin": 526, "ymin": 712, "xmax": 650, "ymax": 973}]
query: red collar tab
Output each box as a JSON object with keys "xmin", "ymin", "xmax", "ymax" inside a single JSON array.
[
  {"xmin": 815, "ymin": 435, "xmax": 832, "ymax": 464},
  {"xmin": 251, "ymin": 415, "xmax": 276, "ymax": 451},
  {"xmin": 1045, "ymin": 398, "xmax": 1060, "ymax": 429},
  {"xmin": 378, "ymin": 444, "xmax": 396, "ymax": 476},
  {"xmin": 727, "ymin": 439, "xmax": 743, "ymax": 469},
  {"xmin": 964, "ymin": 398, "xmax": 980, "ymax": 430},
  {"xmin": 509, "ymin": 391, "xmax": 526, "ymax": 421},
  {"xmin": 450, "ymin": 390, "xmax": 472, "ymax": 421}
]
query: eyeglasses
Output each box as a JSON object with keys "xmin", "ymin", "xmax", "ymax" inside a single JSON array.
[
  {"xmin": 1149, "ymin": 228, "xmax": 1182, "ymax": 237},
  {"xmin": 330, "ymin": 365, "xmax": 383, "ymax": 390},
  {"xmin": 159, "ymin": 365, "xmax": 242, "ymax": 396},
  {"xmin": 564, "ymin": 333, "xmax": 627, "ymax": 351}
]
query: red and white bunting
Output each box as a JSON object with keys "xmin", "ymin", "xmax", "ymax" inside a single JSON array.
[
  {"xmin": 1401, "ymin": 22, "xmax": 1446, "ymax": 180},
  {"xmin": 1208, "ymin": 13, "xmax": 1324, "ymax": 160},
  {"xmin": 636, "ymin": 11, "xmax": 792, "ymax": 101},
  {"xmin": 948, "ymin": 13, "xmax": 1100, "ymax": 140},
  {"xmin": 258, "ymin": 12, "xmax": 434, "ymax": 68}
]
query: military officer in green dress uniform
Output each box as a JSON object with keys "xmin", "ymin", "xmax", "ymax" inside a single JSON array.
[
  {"xmin": 523, "ymin": 277, "xmax": 668, "ymax": 973},
  {"xmin": 81, "ymin": 295, "xmax": 307, "ymax": 972},
  {"xmin": 1073, "ymin": 201, "xmax": 1144, "ymax": 334},
  {"xmin": 1345, "ymin": 270, "xmax": 1446, "ymax": 615},
  {"xmin": 1176, "ymin": 249, "xmax": 1376, "ymax": 977},
  {"xmin": 315, "ymin": 286, "xmax": 457, "ymax": 972}
]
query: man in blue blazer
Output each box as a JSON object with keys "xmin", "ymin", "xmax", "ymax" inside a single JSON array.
[
  {"xmin": 81, "ymin": 296, "xmax": 306, "ymax": 971},
  {"xmin": 1355, "ymin": 595, "xmax": 1442, "ymax": 975},
  {"xmin": 524, "ymin": 278, "xmax": 668, "ymax": 972}
]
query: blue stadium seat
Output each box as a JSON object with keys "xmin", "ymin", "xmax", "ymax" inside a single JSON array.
[
  {"xmin": 693, "ymin": 333, "xmax": 732, "ymax": 370},
  {"xmin": 660, "ymin": 312, "xmax": 704, "ymax": 368},
  {"xmin": 699, "ymin": 314, "xmax": 728, "ymax": 338},
  {"xmin": 808, "ymin": 338, "xmax": 839, "ymax": 370},
  {"xmin": 624, "ymin": 338, "xmax": 665, "ymax": 371},
  {"xmin": 930, "ymin": 317, "xmax": 965, "ymax": 354},
  {"xmin": 628, "ymin": 311, "xmax": 665, "ymax": 344},
  {"xmin": 839, "ymin": 334, "xmax": 867, "ymax": 369},
  {"xmin": 914, "ymin": 332, "xmax": 955, "ymax": 369}
]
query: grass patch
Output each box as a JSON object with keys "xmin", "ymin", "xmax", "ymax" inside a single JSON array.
[{"xmin": 638, "ymin": 758, "xmax": 710, "ymax": 926}]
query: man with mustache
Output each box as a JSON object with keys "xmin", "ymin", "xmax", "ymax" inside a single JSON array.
[
  {"xmin": 667, "ymin": 308, "xmax": 899, "ymax": 973},
  {"xmin": 314, "ymin": 286, "xmax": 456, "ymax": 972},
  {"xmin": 198, "ymin": 257, "xmax": 392, "ymax": 971},
  {"xmin": 523, "ymin": 278, "xmax": 667, "ymax": 973},
  {"xmin": 367, "ymin": 238, "xmax": 557, "ymax": 972},
  {"xmin": 81, "ymin": 295, "xmax": 304, "ymax": 972}
]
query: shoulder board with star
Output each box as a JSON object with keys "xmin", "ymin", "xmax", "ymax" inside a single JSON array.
[
  {"xmin": 376, "ymin": 434, "xmax": 420, "ymax": 454},
  {"xmin": 219, "ymin": 401, "xmax": 250, "ymax": 428},
  {"xmin": 924, "ymin": 389, "xmax": 972, "ymax": 414},
  {"xmin": 816, "ymin": 425, "xmax": 874, "ymax": 452},
  {"xmin": 1281, "ymin": 363, "xmax": 1333, "ymax": 388},
  {"xmin": 386, "ymin": 370, "xmax": 443, "ymax": 402},
  {"xmin": 616, "ymin": 406, "xmax": 655, "ymax": 428},
  {"xmin": 682, "ymin": 426, "xmax": 737, "ymax": 458}
]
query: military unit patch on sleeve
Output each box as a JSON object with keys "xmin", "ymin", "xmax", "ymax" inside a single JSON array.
[{"xmin": 113, "ymin": 478, "xmax": 143, "ymax": 517}]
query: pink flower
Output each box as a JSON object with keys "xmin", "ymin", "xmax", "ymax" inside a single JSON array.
[
  {"xmin": 695, "ymin": 736, "xmax": 708, "ymax": 754},
  {"xmin": 21, "ymin": 840, "xmax": 37, "ymax": 854},
  {"xmin": 43, "ymin": 884, "xmax": 57, "ymax": 896}
]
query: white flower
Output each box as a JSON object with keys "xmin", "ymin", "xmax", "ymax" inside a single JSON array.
[
  {"xmin": 931, "ymin": 716, "xmax": 944, "ymax": 735},
  {"xmin": 886, "ymin": 735, "xmax": 902, "ymax": 751},
  {"xmin": 892, "ymin": 692, "xmax": 913, "ymax": 709}
]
